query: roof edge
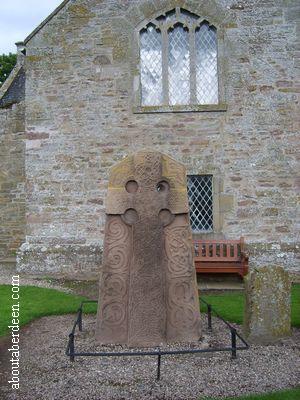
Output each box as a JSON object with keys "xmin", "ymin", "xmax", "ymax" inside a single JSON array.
[
  {"xmin": 0, "ymin": 63, "xmax": 23, "ymax": 102},
  {"xmin": 24, "ymin": 0, "xmax": 71, "ymax": 45}
]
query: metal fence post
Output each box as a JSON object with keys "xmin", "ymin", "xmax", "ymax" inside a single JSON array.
[
  {"xmin": 69, "ymin": 333, "xmax": 75, "ymax": 362},
  {"xmin": 231, "ymin": 328, "xmax": 237, "ymax": 359},
  {"xmin": 78, "ymin": 308, "xmax": 83, "ymax": 332},
  {"xmin": 156, "ymin": 351, "xmax": 161, "ymax": 381},
  {"xmin": 207, "ymin": 304, "xmax": 212, "ymax": 331},
  {"xmin": 65, "ymin": 299, "xmax": 249, "ymax": 375}
]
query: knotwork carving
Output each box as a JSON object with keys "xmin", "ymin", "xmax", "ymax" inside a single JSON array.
[
  {"xmin": 164, "ymin": 215, "xmax": 201, "ymax": 341},
  {"xmin": 135, "ymin": 153, "xmax": 161, "ymax": 188},
  {"xmin": 167, "ymin": 280, "xmax": 199, "ymax": 332},
  {"xmin": 165, "ymin": 225, "xmax": 193, "ymax": 276},
  {"xmin": 96, "ymin": 151, "xmax": 201, "ymax": 346}
]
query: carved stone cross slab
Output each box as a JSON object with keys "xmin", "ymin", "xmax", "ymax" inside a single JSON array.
[{"xmin": 96, "ymin": 151, "xmax": 201, "ymax": 347}]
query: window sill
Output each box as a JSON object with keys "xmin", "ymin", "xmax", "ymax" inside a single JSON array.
[
  {"xmin": 192, "ymin": 232, "xmax": 225, "ymax": 240},
  {"xmin": 192, "ymin": 231, "xmax": 214, "ymax": 235},
  {"xmin": 133, "ymin": 103, "xmax": 227, "ymax": 114}
]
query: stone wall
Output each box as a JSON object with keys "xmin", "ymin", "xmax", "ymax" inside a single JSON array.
[
  {"xmin": 0, "ymin": 102, "xmax": 25, "ymax": 267},
  {"xmin": 16, "ymin": 0, "xmax": 299, "ymax": 277}
]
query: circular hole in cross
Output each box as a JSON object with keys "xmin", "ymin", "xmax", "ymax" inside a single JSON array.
[
  {"xmin": 122, "ymin": 208, "xmax": 139, "ymax": 225},
  {"xmin": 156, "ymin": 180, "xmax": 170, "ymax": 192},
  {"xmin": 159, "ymin": 209, "xmax": 174, "ymax": 226},
  {"xmin": 125, "ymin": 180, "xmax": 138, "ymax": 193}
]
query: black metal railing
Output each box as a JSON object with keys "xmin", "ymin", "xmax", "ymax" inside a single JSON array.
[{"xmin": 66, "ymin": 299, "xmax": 249, "ymax": 380}]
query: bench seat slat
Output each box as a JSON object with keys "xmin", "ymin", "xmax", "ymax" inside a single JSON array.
[{"xmin": 194, "ymin": 237, "xmax": 249, "ymax": 277}]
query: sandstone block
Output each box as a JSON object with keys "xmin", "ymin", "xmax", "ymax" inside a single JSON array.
[
  {"xmin": 244, "ymin": 266, "xmax": 291, "ymax": 344},
  {"xmin": 96, "ymin": 150, "xmax": 201, "ymax": 347}
]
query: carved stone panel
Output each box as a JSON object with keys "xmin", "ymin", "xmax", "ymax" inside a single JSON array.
[
  {"xmin": 96, "ymin": 151, "xmax": 201, "ymax": 346},
  {"xmin": 96, "ymin": 215, "xmax": 131, "ymax": 343}
]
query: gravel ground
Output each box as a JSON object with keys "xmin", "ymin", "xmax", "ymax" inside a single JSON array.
[{"xmin": 2, "ymin": 314, "xmax": 300, "ymax": 400}]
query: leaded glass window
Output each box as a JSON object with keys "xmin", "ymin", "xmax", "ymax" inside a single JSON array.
[
  {"xmin": 187, "ymin": 175, "xmax": 213, "ymax": 232},
  {"xmin": 195, "ymin": 24, "xmax": 218, "ymax": 104},
  {"xmin": 139, "ymin": 8, "xmax": 219, "ymax": 107},
  {"xmin": 140, "ymin": 25, "xmax": 163, "ymax": 106},
  {"xmin": 168, "ymin": 25, "xmax": 190, "ymax": 105}
]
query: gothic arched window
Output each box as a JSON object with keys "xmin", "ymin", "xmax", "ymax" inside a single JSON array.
[{"xmin": 139, "ymin": 8, "xmax": 219, "ymax": 108}]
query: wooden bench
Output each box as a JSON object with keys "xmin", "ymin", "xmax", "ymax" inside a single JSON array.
[{"xmin": 194, "ymin": 237, "xmax": 249, "ymax": 278}]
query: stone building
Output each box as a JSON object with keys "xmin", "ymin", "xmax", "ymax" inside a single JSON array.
[{"xmin": 0, "ymin": 0, "xmax": 299, "ymax": 278}]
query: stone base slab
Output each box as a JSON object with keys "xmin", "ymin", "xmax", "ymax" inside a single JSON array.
[
  {"xmin": 17, "ymin": 243, "xmax": 103, "ymax": 279},
  {"xmin": 14, "ymin": 241, "xmax": 300, "ymax": 279}
]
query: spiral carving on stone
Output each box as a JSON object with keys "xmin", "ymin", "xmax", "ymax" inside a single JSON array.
[
  {"xmin": 169, "ymin": 304, "xmax": 197, "ymax": 330},
  {"xmin": 102, "ymin": 274, "xmax": 127, "ymax": 299},
  {"xmin": 102, "ymin": 301, "xmax": 126, "ymax": 326},
  {"xmin": 96, "ymin": 151, "xmax": 201, "ymax": 345},
  {"xmin": 106, "ymin": 217, "xmax": 129, "ymax": 244},
  {"xmin": 168, "ymin": 280, "xmax": 198, "ymax": 329},
  {"xmin": 164, "ymin": 216, "xmax": 200, "ymax": 338},
  {"xmin": 97, "ymin": 215, "xmax": 131, "ymax": 343},
  {"xmin": 106, "ymin": 244, "xmax": 130, "ymax": 272},
  {"xmin": 168, "ymin": 280, "xmax": 194, "ymax": 306}
]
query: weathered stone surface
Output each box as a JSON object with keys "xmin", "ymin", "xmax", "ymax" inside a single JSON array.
[
  {"xmin": 17, "ymin": 242, "xmax": 102, "ymax": 279},
  {"xmin": 0, "ymin": 0, "xmax": 297, "ymax": 277},
  {"xmin": 96, "ymin": 151, "xmax": 201, "ymax": 346},
  {"xmin": 0, "ymin": 102, "xmax": 25, "ymax": 266},
  {"xmin": 244, "ymin": 266, "xmax": 291, "ymax": 344}
]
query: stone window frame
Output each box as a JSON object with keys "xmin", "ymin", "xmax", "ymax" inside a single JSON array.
[
  {"xmin": 187, "ymin": 174, "xmax": 214, "ymax": 233},
  {"xmin": 132, "ymin": 6, "xmax": 227, "ymax": 114},
  {"xmin": 187, "ymin": 172, "xmax": 234, "ymax": 239}
]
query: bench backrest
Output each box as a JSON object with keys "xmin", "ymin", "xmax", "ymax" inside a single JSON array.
[{"xmin": 194, "ymin": 238, "xmax": 245, "ymax": 262}]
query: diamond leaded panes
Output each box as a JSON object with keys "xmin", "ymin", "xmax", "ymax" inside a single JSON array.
[
  {"xmin": 140, "ymin": 25, "xmax": 163, "ymax": 106},
  {"xmin": 195, "ymin": 23, "xmax": 218, "ymax": 104},
  {"xmin": 168, "ymin": 25, "xmax": 190, "ymax": 105},
  {"xmin": 139, "ymin": 8, "xmax": 219, "ymax": 107},
  {"xmin": 187, "ymin": 175, "xmax": 213, "ymax": 232}
]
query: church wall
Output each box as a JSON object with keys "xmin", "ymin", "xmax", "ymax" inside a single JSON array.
[
  {"xmin": 0, "ymin": 102, "xmax": 25, "ymax": 268},
  {"xmin": 17, "ymin": 0, "xmax": 299, "ymax": 278}
]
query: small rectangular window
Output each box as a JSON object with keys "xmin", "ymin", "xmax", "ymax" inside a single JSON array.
[{"xmin": 187, "ymin": 175, "xmax": 213, "ymax": 232}]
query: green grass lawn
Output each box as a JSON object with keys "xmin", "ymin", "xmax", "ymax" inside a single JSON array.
[
  {"xmin": 0, "ymin": 283, "xmax": 299, "ymax": 337},
  {"xmin": 205, "ymin": 388, "xmax": 300, "ymax": 400},
  {"xmin": 0, "ymin": 285, "xmax": 97, "ymax": 337},
  {"xmin": 291, "ymin": 283, "xmax": 300, "ymax": 327},
  {"xmin": 0, "ymin": 283, "xmax": 299, "ymax": 400},
  {"xmin": 201, "ymin": 283, "xmax": 300, "ymax": 328}
]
